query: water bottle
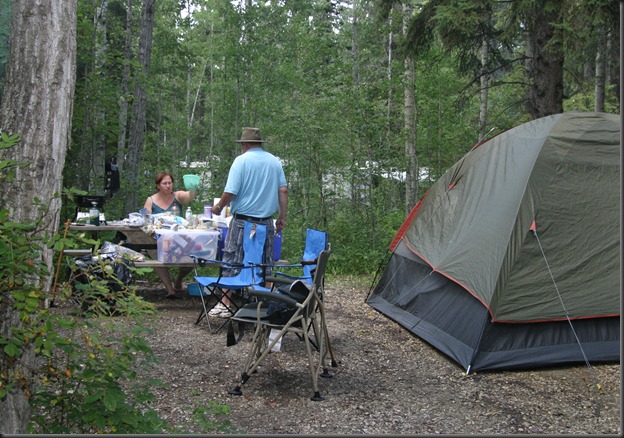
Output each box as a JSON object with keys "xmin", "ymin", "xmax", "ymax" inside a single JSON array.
[
  {"xmin": 171, "ymin": 203, "xmax": 179, "ymax": 217},
  {"xmin": 88, "ymin": 202, "xmax": 100, "ymax": 226},
  {"xmin": 185, "ymin": 206, "xmax": 193, "ymax": 222}
]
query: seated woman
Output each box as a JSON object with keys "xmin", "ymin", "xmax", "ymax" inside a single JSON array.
[{"xmin": 144, "ymin": 171, "xmax": 196, "ymax": 298}]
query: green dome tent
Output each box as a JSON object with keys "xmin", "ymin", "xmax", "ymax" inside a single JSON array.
[{"xmin": 367, "ymin": 112, "xmax": 620, "ymax": 373}]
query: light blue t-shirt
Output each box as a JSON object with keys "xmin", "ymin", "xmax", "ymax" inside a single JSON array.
[{"xmin": 224, "ymin": 148, "xmax": 287, "ymax": 218}]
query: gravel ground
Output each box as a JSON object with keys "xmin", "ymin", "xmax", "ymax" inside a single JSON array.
[{"xmin": 126, "ymin": 275, "xmax": 622, "ymax": 435}]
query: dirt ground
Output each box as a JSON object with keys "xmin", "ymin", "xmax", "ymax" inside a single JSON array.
[{"xmin": 123, "ymin": 275, "xmax": 622, "ymax": 435}]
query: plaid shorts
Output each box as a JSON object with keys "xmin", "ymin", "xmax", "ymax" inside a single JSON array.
[{"xmin": 221, "ymin": 217, "xmax": 275, "ymax": 277}]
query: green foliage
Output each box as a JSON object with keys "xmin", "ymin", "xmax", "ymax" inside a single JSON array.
[
  {"xmin": 0, "ymin": 202, "xmax": 166, "ymax": 432},
  {"xmin": 1, "ymin": 133, "xmax": 234, "ymax": 434},
  {"xmin": 327, "ymin": 207, "xmax": 404, "ymax": 276},
  {"xmin": 564, "ymin": 84, "xmax": 620, "ymax": 114},
  {"xmin": 186, "ymin": 402, "xmax": 240, "ymax": 434},
  {"xmin": 0, "ymin": 131, "xmax": 22, "ymax": 177},
  {"xmin": 27, "ymin": 316, "xmax": 168, "ymax": 434}
]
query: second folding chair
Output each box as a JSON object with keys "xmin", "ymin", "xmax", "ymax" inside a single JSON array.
[
  {"xmin": 267, "ymin": 228, "xmax": 328, "ymax": 286},
  {"xmin": 227, "ymin": 246, "xmax": 337, "ymax": 400},
  {"xmin": 190, "ymin": 220, "xmax": 270, "ymax": 334}
]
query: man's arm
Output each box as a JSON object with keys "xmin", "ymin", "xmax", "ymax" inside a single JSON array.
[
  {"xmin": 276, "ymin": 185, "xmax": 288, "ymax": 232},
  {"xmin": 212, "ymin": 192, "xmax": 235, "ymax": 216}
]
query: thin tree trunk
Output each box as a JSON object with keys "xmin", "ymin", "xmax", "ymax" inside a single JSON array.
[
  {"xmin": 186, "ymin": 59, "xmax": 207, "ymax": 164},
  {"xmin": 478, "ymin": 39, "xmax": 489, "ymax": 142},
  {"xmin": 0, "ymin": 0, "xmax": 77, "ymax": 433},
  {"xmin": 90, "ymin": 0, "xmax": 108, "ymax": 192},
  {"xmin": 403, "ymin": 4, "xmax": 418, "ymax": 213},
  {"xmin": 594, "ymin": 30, "xmax": 606, "ymax": 112},
  {"xmin": 387, "ymin": 23, "xmax": 393, "ymax": 142},
  {"xmin": 123, "ymin": 0, "xmax": 156, "ymax": 216},
  {"xmin": 186, "ymin": 63, "xmax": 191, "ymax": 163},
  {"xmin": 117, "ymin": 0, "xmax": 133, "ymax": 173},
  {"xmin": 208, "ymin": 20, "xmax": 215, "ymax": 160}
]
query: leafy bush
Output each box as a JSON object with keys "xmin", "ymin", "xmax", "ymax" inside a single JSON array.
[{"xmin": 1, "ymin": 132, "xmax": 234, "ymax": 434}]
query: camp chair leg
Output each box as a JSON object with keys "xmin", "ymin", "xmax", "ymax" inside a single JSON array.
[
  {"xmin": 228, "ymin": 386, "xmax": 242, "ymax": 396},
  {"xmin": 311, "ymin": 391, "xmax": 324, "ymax": 401},
  {"xmin": 317, "ymin": 300, "xmax": 338, "ymax": 368},
  {"xmin": 229, "ymin": 371, "xmax": 251, "ymax": 396},
  {"xmin": 228, "ymin": 323, "xmax": 271, "ymax": 396},
  {"xmin": 301, "ymin": 315, "xmax": 323, "ymax": 398}
]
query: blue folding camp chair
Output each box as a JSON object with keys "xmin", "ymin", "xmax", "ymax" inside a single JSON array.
[
  {"xmin": 190, "ymin": 221, "xmax": 270, "ymax": 334},
  {"xmin": 268, "ymin": 228, "xmax": 328, "ymax": 286},
  {"xmin": 228, "ymin": 246, "xmax": 337, "ymax": 400}
]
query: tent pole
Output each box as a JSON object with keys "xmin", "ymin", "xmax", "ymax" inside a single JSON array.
[
  {"xmin": 366, "ymin": 248, "xmax": 392, "ymax": 301},
  {"xmin": 466, "ymin": 305, "xmax": 491, "ymax": 375}
]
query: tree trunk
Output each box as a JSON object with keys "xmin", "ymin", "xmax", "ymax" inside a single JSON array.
[
  {"xmin": 123, "ymin": 0, "xmax": 156, "ymax": 216},
  {"xmin": 186, "ymin": 59, "xmax": 207, "ymax": 165},
  {"xmin": 594, "ymin": 30, "xmax": 606, "ymax": 112},
  {"xmin": 90, "ymin": 0, "xmax": 108, "ymax": 193},
  {"xmin": 117, "ymin": 0, "xmax": 133, "ymax": 173},
  {"xmin": 387, "ymin": 23, "xmax": 393, "ymax": 142},
  {"xmin": 403, "ymin": 4, "xmax": 418, "ymax": 214},
  {"xmin": 478, "ymin": 38, "xmax": 489, "ymax": 142},
  {"xmin": 0, "ymin": 0, "xmax": 77, "ymax": 433},
  {"xmin": 523, "ymin": 1, "xmax": 564, "ymax": 118}
]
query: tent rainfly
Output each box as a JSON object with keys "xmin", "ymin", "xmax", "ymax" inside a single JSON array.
[{"xmin": 367, "ymin": 111, "xmax": 620, "ymax": 373}]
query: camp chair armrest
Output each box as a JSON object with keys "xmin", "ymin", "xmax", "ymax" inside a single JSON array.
[
  {"xmin": 189, "ymin": 254, "xmax": 222, "ymax": 264},
  {"xmin": 249, "ymin": 262, "xmax": 272, "ymax": 268},
  {"xmin": 265, "ymin": 275, "xmax": 295, "ymax": 286},
  {"xmin": 273, "ymin": 263, "xmax": 303, "ymax": 269},
  {"xmin": 249, "ymin": 289, "xmax": 300, "ymax": 307},
  {"xmin": 189, "ymin": 255, "xmax": 247, "ymax": 270},
  {"xmin": 300, "ymin": 258, "xmax": 317, "ymax": 266}
]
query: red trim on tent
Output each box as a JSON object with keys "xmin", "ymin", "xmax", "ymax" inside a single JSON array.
[
  {"xmin": 468, "ymin": 127, "xmax": 510, "ymax": 152},
  {"xmin": 491, "ymin": 313, "xmax": 621, "ymax": 324},
  {"xmin": 401, "ymin": 239, "xmax": 619, "ymax": 324},
  {"xmin": 402, "ymin": 238, "xmax": 493, "ymax": 310},
  {"xmin": 389, "ymin": 191, "xmax": 429, "ymax": 252}
]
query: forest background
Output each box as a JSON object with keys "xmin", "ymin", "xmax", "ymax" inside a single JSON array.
[
  {"xmin": 1, "ymin": 0, "xmax": 619, "ymax": 275},
  {"xmin": 0, "ymin": 0, "xmax": 620, "ymax": 434}
]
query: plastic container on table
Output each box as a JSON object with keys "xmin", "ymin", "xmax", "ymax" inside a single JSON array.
[{"xmin": 155, "ymin": 229, "xmax": 219, "ymax": 264}]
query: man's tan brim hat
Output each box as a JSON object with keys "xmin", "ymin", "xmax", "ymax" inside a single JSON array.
[{"xmin": 235, "ymin": 127, "xmax": 267, "ymax": 143}]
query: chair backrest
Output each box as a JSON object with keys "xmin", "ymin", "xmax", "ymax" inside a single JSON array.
[
  {"xmin": 301, "ymin": 228, "xmax": 328, "ymax": 279},
  {"xmin": 310, "ymin": 245, "xmax": 330, "ymax": 293},
  {"xmin": 238, "ymin": 221, "xmax": 268, "ymax": 285},
  {"xmin": 300, "ymin": 246, "xmax": 331, "ymax": 319}
]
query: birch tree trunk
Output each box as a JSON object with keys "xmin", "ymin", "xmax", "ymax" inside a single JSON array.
[
  {"xmin": 402, "ymin": 4, "xmax": 418, "ymax": 214},
  {"xmin": 0, "ymin": 0, "xmax": 77, "ymax": 433},
  {"xmin": 123, "ymin": 0, "xmax": 155, "ymax": 216}
]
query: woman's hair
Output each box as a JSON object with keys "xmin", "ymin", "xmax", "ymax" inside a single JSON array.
[{"xmin": 154, "ymin": 171, "xmax": 174, "ymax": 190}]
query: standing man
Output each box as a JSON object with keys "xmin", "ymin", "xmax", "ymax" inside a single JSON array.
[{"xmin": 210, "ymin": 127, "xmax": 288, "ymax": 317}]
